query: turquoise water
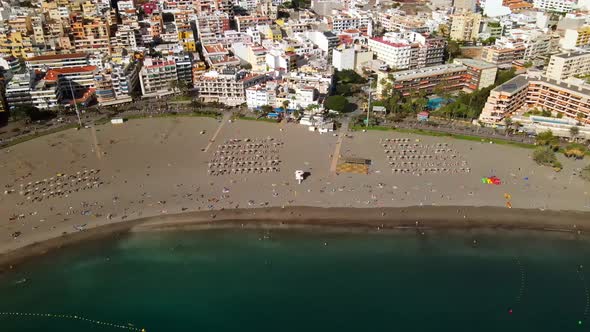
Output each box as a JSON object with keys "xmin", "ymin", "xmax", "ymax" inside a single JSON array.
[
  {"xmin": 1, "ymin": 229, "xmax": 589, "ymax": 332},
  {"xmin": 427, "ymin": 97, "xmax": 450, "ymax": 110}
]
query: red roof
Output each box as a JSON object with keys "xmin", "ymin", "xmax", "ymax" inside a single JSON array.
[{"xmin": 44, "ymin": 66, "xmax": 97, "ymax": 81}]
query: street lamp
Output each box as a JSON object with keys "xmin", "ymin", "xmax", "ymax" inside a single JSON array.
[
  {"xmin": 366, "ymin": 77, "xmax": 373, "ymax": 128},
  {"xmin": 68, "ymin": 79, "xmax": 83, "ymax": 127}
]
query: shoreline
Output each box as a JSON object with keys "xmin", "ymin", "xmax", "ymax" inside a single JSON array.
[{"xmin": 1, "ymin": 205, "xmax": 590, "ymax": 273}]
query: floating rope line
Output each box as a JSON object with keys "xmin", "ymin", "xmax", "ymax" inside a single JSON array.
[
  {"xmin": 515, "ymin": 257, "xmax": 526, "ymax": 304},
  {"xmin": 577, "ymin": 266, "xmax": 589, "ymax": 324},
  {"xmin": 0, "ymin": 312, "xmax": 146, "ymax": 331},
  {"xmin": 508, "ymin": 257, "xmax": 526, "ymax": 315}
]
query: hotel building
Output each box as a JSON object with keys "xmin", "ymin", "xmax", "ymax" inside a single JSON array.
[{"xmin": 479, "ymin": 75, "xmax": 590, "ymax": 125}]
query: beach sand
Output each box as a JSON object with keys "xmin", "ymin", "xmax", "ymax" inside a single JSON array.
[{"xmin": 1, "ymin": 117, "xmax": 589, "ymax": 265}]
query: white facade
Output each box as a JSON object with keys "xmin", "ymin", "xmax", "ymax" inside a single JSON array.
[
  {"xmin": 139, "ymin": 58, "xmax": 178, "ymax": 96},
  {"xmin": 367, "ymin": 34, "xmax": 412, "ymax": 70},
  {"xmin": 546, "ymin": 52, "xmax": 590, "ymax": 80},
  {"xmin": 481, "ymin": 0, "xmax": 511, "ymax": 17},
  {"xmin": 246, "ymin": 85, "xmax": 277, "ymax": 108},
  {"xmin": 533, "ymin": 0, "xmax": 576, "ymax": 12},
  {"xmin": 332, "ymin": 47, "xmax": 355, "ymax": 71}
]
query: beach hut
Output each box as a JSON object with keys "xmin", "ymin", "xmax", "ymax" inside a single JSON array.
[{"xmin": 417, "ymin": 111, "xmax": 430, "ymax": 122}]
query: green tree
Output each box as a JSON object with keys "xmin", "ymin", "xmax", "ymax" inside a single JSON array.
[
  {"xmin": 536, "ymin": 130, "xmax": 559, "ymax": 150},
  {"xmin": 260, "ymin": 105, "xmax": 273, "ymax": 113},
  {"xmin": 282, "ymin": 100, "xmax": 290, "ymax": 110},
  {"xmin": 177, "ymin": 80, "xmax": 189, "ymax": 94},
  {"xmin": 334, "ymin": 69, "xmax": 367, "ymax": 84},
  {"xmin": 570, "ymin": 126, "xmax": 580, "ymax": 141},
  {"xmin": 336, "ymin": 84, "xmax": 353, "ymax": 96},
  {"xmin": 168, "ymin": 80, "xmax": 179, "ymax": 93},
  {"xmin": 324, "ymin": 95, "xmax": 349, "ymax": 112},
  {"xmin": 533, "ymin": 147, "xmax": 561, "ymax": 170},
  {"xmin": 447, "ymin": 40, "xmax": 462, "ymax": 59}
]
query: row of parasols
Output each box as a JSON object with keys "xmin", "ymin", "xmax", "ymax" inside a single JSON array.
[
  {"xmin": 210, "ymin": 155, "xmax": 280, "ymax": 162},
  {"xmin": 208, "ymin": 167, "xmax": 280, "ymax": 176}
]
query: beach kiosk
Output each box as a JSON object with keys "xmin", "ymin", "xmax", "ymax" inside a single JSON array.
[{"xmin": 295, "ymin": 170, "xmax": 305, "ymax": 184}]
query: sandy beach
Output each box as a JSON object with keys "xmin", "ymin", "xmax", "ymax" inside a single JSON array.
[{"xmin": 1, "ymin": 117, "xmax": 589, "ymax": 265}]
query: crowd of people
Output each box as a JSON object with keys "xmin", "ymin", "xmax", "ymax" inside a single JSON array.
[
  {"xmin": 380, "ymin": 139, "xmax": 470, "ymax": 175},
  {"xmin": 208, "ymin": 138, "xmax": 283, "ymax": 176}
]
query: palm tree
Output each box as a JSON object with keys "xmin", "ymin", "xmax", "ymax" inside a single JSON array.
[
  {"xmin": 504, "ymin": 117, "xmax": 513, "ymax": 135},
  {"xmin": 570, "ymin": 126, "xmax": 580, "ymax": 141},
  {"xmin": 168, "ymin": 80, "xmax": 179, "ymax": 93},
  {"xmin": 282, "ymin": 100, "xmax": 290, "ymax": 110}
]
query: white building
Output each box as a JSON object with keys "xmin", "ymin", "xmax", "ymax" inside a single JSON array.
[
  {"xmin": 138, "ymin": 57, "xmax": 178, "ymax": 97},
  {"xmin": 546, "ymin": 52, "xmax": 590, "ymax": 80},
  {"xmin": 481, "ymin": 0, "xmax": 511, "ymax": 17},
  {"xmin": 332, "ymin": 46, "xmax": 355, "ymax": 71},
  {"xmin": 332, "ymin": 45, "xmax": 373, "ymax": 71},
  {"xmin": 195, "ymin": 67, "xmax": 267, "ymax": 106},
  {"xmin": 367, "ymin": 35, "xmax": 411, "ymax": 70},
  {"xmin": 533, "ymin": 0, "xmax": 576, "ymax": 12},
  {"xmin": 246, "ymin": 83, "xmax": 278, "ymax": 109}
]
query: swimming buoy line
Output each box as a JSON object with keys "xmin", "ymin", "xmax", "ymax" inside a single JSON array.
[
  {"xmin": 515, "ymin": 257, "xmax": 526, "ymax": 304},
  {"xmin": 577, "ymin": 269, "xmax": 589, "ymax": 321},
  {"xmin": 0, "ymin": 312, "xmax": 146, "ymax": 331}
]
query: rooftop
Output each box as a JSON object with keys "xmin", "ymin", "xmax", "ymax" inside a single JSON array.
[
  {"xmin": 493, "ymin": 75, "xmax": 528, "ymax": 93},
  {"xmin": 391, "ymin": 64, "xmax": 466, "ymax": 80},
  {"xmin": 44, "ymin": 66, "xmax": 97, "ymax": 81},
  {"xmin": 552, "ymin": 51, "xmax": 590, "ymax": 60},
  {"xmin": 26, "ymin": 53, "xmax": 88, "ymax": 62},
  {"xmin": 454, "ymin": 58, "xmax": 497, "ymax": 69},
  {"xmin": 370, "ymin": 37, "xmax": 409, "ymax": 48},
  {"xmin": 204, "ymin": 44, "xmax": 227, "ymax": 55}
]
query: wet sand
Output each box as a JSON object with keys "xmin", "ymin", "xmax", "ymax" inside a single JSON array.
[{"xmin": 1, "ymin": 205, "xmax": 590, "ymax": 272}]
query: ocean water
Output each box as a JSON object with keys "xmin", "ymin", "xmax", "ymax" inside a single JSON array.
[{"xmin": 1, "ymin": 228, "xmax": 589, "ymax": 332}]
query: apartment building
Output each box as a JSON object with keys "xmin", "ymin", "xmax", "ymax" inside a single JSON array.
[
  {"xmin": 94, "ymin": 61, "xmax": 140, "ymax": 105},
  {"xmin": 368, "ymin": 32, "xmax": 445, "ymax": 71},
  {"xmin": 195, "ymin": 67, "xmax": 267, "ymax": 106},
  {"xmin": 449, "ymin": 12, "xmax": 482, "ymax": 42},
  {"xmin": 5, "ymin": 72, "xmax": 33, "ymax": 108},
  {"xmin": 376, "ymin": 59, "xmax": 498, "ymax": 97},
  {"xmin": 533, "ymin": 0, "xmax": 576, "ymax": 12},
  {"xmin": 377, "ymin": 11, "xmax": 429, "ymax": 33},
  {"xmin": 376, "ymin": 64, "xmax": 469, "ymax": 97},
  {"xmin": 236, "ymin": 16, "xmax": 273, "ymax": 33},
  {"xmin": 481, "ymin": 38, "xmax": 525, "ymax": 68},
  {"xmin": 546, "ymin": 52, "xmax": 590, "ymax": 81},
  {"xmin": 560, "ymin": 26, "xmax": 590, "ymax": 50},
  {"xmin": 139, "ymin": 57, "xmax": 178, "ymax": 97},
  {"xmin": 453, "ymin": 58, "xmax": 498, "ymax": 91},
  {"xmin": 25, "ymin": 53, "xmax": 90, "ymax": 71},
  {"xmin": 0, "ymin": 31, "xmax": 34, "ymax": 58},
  {"xmin": 196, "ymin": 12, "xmax": 231, "ymax": 45},
  {"xmin": 332, "ymin": 45, "xmax": 373, "ymax": 72},
  {"xmin": 368, "ymin": 36, "xmax": 411, "ymax": 70},
  {"xmin": 232, "ymin": 43, "xmax": 268, "ymax": 72},
  {"xmin": 43, "ymin": 66, "xmax": 98, "ymax": 99},
  {"xmin": 245, "ymin": 82, "xmax": 278, "ymax": 109},
  {"xmin": 304, "ymin": 31, "xmax": 340, "ymax": 57},
  {"xmin": 479, "ymin": 74, "xmax": 590, "ymax": 125},
  {"xmin": 326, "ymin": 12, "xmax": 371, "ymax": 33}
]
